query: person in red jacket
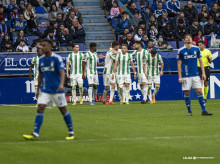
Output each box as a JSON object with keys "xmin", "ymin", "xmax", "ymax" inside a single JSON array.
[
  {"xmin": 194, "ymin": 30, "xmax": 207, "ymax": 46},
  {"xmin": 198, "ymin": 5, "xmax": 210, "ymax": 26}
]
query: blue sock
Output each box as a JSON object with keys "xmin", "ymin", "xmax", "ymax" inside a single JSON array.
[
  {"xmin": 34, "ymin": 113, "xmax": 44, "ymax": 135},
  {"xmin": 64, "ymin": 111, "xmax": 74, "ymax": 133},
  {"xmin": 184, "ymin": 95, "xmax": 192, "ymax": 113},
  {"xmin": 198, "ymin": 95, "xmax": 206, "ymax": 112}
]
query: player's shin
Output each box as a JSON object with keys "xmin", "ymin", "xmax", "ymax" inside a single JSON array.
[
  {"xmin": 198, "ymin": 95, "xmax": 206, "ymax": 112},
  {"xmin": 63, "ymin": 111, "xmax": 74, "ymax": 134},
  {"xmin": 153, "ymin": 85, "xmax": 160, "ymax": 96},
  {"xmin": 103, "ymin": 90, "xmax": 107, "ymax": 102},
  {"xmin": 72, "ymin": 86, "xmax": 76, "ymax": 102},
  {"xmin": 204, "ymin": 86, "xmax": 209, "ymax": 100},
  {"xmin": 33, "ymin": 112, "xmax": 44, "ymax": 136},
  {"xmin": 88, "ymin": 87, "xmax": 93, "ymax": 103},
  {"xmin": 125, "ymin": 87, "xmax": 130, "ymax": 103},
  {"xmin": 148, "ymin": 86, "xmax": 152, "ymax": 101},
  {"xmin": 184, "ymin": 95, "xmax": 192, "ymax": 113},
  {"xmin": 143, "ymin": 85, "xmax": 148, "ymax": 101},
  {"xmin": 79, "ymin": 84, "xmax": 83, "ymax": 98},
  {"xmin": 109, "ymin": 89, "xmax": 115, "ymax": 102},
  {"xmin": 93, "ymin": 88, "xmax": 97, "ymax": 101}
]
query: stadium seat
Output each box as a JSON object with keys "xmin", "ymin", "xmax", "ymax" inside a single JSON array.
[
  {"xmin": 78, "ymin": 43, "xmax": 86, "ymax": 51},
  {"xmin": 27, "ymin": 36, "xmax": 39, "ymax": 45},
  {"xmin": 167, "ymin": 41, "xmax": 177, "ymax": 49},
  {"xmin": 39, "ymin": 28, "xmax": 47, "ymax": 34}
]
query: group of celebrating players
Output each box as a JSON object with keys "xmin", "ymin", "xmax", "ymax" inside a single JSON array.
[{"xmin": 23, "ymin": 33, "xmax": 213, "ymax": 141}]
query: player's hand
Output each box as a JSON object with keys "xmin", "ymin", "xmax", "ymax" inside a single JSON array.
[
  {"xmin": 57, "ymin": 85, "xmax": 63, "ymax": 92},
  {"xmin": 112, "ymin": 74, "xmax": 115, "ymax": 80},
  {"xmin": 202, "ymin": 74, "xmax": 206, "ymax": 81},
  {"xmin": 67, "ymin": 73, "xmax": 70, "ymax": 78},
  {"xmin": 36, "ymin": 90, "xmax": 39, "ymax": 99},
  {"xmin": 134, "ymin": 74, "xmax": 137, "ymax": 80},
  {"xmin": 160, "ymin": 71, "xmax": 163, "ymax": 76},
  {"xmin": 178, "ymin": 78, "xmax": 183, "ymax": 83}
]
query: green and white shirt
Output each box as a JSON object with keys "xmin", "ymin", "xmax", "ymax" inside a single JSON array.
[
  {"xmin": 116, "ymin": 52, "xmax": 133, "ymax": 75},
  {"xmin": 103, "ymin": 50, "xmax": 117, "ymax": 75},
  {"xmin": 83, "ymin": 51, "xmax": 98, "ymax": 75},
  {"xmin": 132, "ymin": 49, "xmax": 149, "ymax": 74},
  {"xmin": 67, "ymin": 52, "xmax": 84, "ymax": 75},
  {"xmin": 146, "ymin": 53, "xmax": 163, "ymax": 76},
  {"xmin": 31, "ymin": 56, "xmax": 39, "ymax": 80}
]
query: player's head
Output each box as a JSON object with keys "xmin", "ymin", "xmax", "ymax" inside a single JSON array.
[
  {"xmin": 184, "ymin": 34, "xmax": 193, "ymax": 45},
  {"xmin": 37, "ymin": 48, "xmax": 43, "ymax": 56},
  {"xmin": 90, "ymin": 42, "xmax": 97, "ymax": 51},
  {"xmin": 151, "ymin": 49, "xmax": 157, "ymax": 56},
  {"xmin": 198, "ymin": 40, "xmax": 205, "ymax": 50},
  {"xmin": 41, "ymin": 38, "xmax": 53, "ymax": 54},
  {"xmin": 111, "ymin": 41, "xmax": 119, "ymax": 50},
  {"xmin": 121, "ymin": 44, "xmax": 128, "ymax": 54},
  {"xmin": 73, "ymin": 44, "xmax": 79, "ymax": 52},
  {"xmin": 135, "ymin": 41, "xmax": 142, "ymax": 49}
]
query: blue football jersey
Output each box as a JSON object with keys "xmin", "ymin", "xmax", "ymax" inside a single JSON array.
[
  {"xmin": 39, "ymin": 53, "xmax": 65, "ymax": 94},
  {"xmin": 177, "ymin": 45, "xmax": 202, "ymax": 78}
]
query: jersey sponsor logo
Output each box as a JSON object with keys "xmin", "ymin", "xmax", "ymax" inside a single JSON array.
[
  {"xmin": 41, "ymin": 66, "xmax": 55, "ymax": 72},
  {"xmin": 184, "ymin": 54, "xmax": 197, "ymax": 59}
]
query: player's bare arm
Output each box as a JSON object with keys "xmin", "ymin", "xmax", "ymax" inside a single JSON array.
[
  {"xmin": 143, "ymin": 64, "xmax": 148, "ymax": 79},
  {"xmin": 97, "ymin": 62, "xmax": 105, "ymax": 66},
  {"xmin": 57, "ymin": 69, "xmax": 65, "ymax": 92},
  {"xmin": 177, "ymin": 60, "xmax": 183, "ymax": 83},
  {"xmin": 29, "ymin": 63, "xmax": 33, "ymax": 81},
  {"xmin": 130, "ymin": 61, "xmax": 137, "ymax": 80},
  {"xmin": 36, "ymin": 72, "xmax": 42, "ymax": 99},
  {"xmin": 160, "ymin": 63, "xmax": 164, "ymax": 76},
  {"xmin": 207, "ymin": 55, "xmax": 212, "ymax": 63},
  {"xmin": 82, "ymin": 61, "xmax": 86, "ymax": 79},
  {"xmin": 112, "ymin": 60, "xmax": 118, "ymax": 79},
  {"xmin": 66, "ymin": 61, "xmax": 70, "ymax": 78},
  {"xmin": 199, "ymin": 58, "xmax": 206, "ymax": 81}
]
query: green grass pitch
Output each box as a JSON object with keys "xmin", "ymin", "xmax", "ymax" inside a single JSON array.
[{"xmin": 0, "ymin": 100, "xmax": 220, "ymax": 164}]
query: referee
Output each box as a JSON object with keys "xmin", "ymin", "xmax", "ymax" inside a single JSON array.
[{"xmin": 198, "ymin": 40, "xmax": 212, "ymax": 102}]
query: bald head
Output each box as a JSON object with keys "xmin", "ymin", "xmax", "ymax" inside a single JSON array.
[
  {"xmin": 73, "ymin": 6, "xmax": 78, "ymax": 13},
  {"xmin": 72, "ymin": 18, "xmax": 79, "ymax": 27}
]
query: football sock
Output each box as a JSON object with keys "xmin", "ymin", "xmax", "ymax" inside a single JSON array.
[
  {"xmin": 184, "ymin": 95, "xmax": 192, "ymax": 113},
  {"xmin": 63, "ymin": 111, "xmax": 74, "ymax": 133},
  {"xmin": 33, "ymin": 112, "xmax": 44, "ymax": 135},
  {"xmin": 109, "ymin": 89, "xmax": 115, "ymax": 102},
  {"xmin": 198, "ymin": 95, "xmax": 206, "ymax": 112},
  {"xmin": 93, "ymin": 88, "xmax": 97, "ymax": 101},
  {"xmin": 88, "ymin": 87, "xmax": 93, "ymax": 103},
  {"xmin": 125, "ymin": 87, "xmax": 130, "ymax": 102},
  {"xmin": 103, "ymin": 90, "xmax": 107, "ymax": 101},
  {"xmin": 119, "ymin": 87, "xmax": 123, "ymax": 99},
  {"xmin": 204, "ymin": 86, "xmax": 209, "ymax": 100},
  {"xmin": 148, "ymin": 87, "xmax": 152, "ymax": 101},
  {"xmin": 79, "ymin": 84, "xmax": 83, "ymax": 99},
  {"xmin": 143, "ymin": 85, "xmax": 148, "ymax": 101},
  {"xmin": 153, "ymin": 85, "xmax": 160, "ymax": 96},
  {"xmin": 72, "ymin": 86, "xmax": 76, "ymax": 102}
]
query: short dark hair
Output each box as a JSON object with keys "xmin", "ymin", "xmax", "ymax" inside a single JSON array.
[
  {"xmin": 121, "ymin": 44, "xmax": 128, "ymax": 48},
  {"xmin": 184, "ymin": 34, "xmax": 192, "ymax": 39},
  {"xmin": 135, "ymin": 41, "xmax": 142, "ymax": 46},
  {"xmin": 198, "ymin": 40, "xmax": 204, "ymax": 44},
  {"xmin": 140, "ymin": 2, "xmax": 145, "ymax": 6},
  {"xmin": 42, "ymin": 38, "xmax": 53, "ymax": 46},
  {"xmin": 151, "ymin": 49, "xmax": 157, "ymax": 55},
  {"xmin": 112, "ymin": 41, "xmax": 119, "ymax": 48},
  {"xmin": 90, "ymin": 42, "xmax": 97, "ymax": 48},
  {"xmin": 72, "ymin": 43, "xmax": 79, "ymax": 48},
  {"xmin": 122, "ymin": 11, "xmax": 128, "ymax": 15}
]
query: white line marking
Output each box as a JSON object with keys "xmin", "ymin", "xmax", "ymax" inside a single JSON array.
[
  {"xmin": 4, "ymin": 68, "xmax": 29, "ymax": 71},
  {"xmin": 1, "ymin": 135, "xmax": 220, "ymax": 145}
]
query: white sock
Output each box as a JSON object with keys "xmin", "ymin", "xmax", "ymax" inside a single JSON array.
[
  {"xmin": 153, "ymin": 86, "xmax": 159, "ymax": 96},
  {"xmin": 93, "ymin": 89, "xmax": 97, "ymax": 101},
  {"xmin": 123, "ymin": 87, "xmax": 126, "ymax": 102},
  {"xmin": 79, "ymin": 87, "xmax": 83, "ymax": 98},
  {"xmin": 125, "ymin": 87, "xmax": 130, "ymax": 102},
  {"xmin": 88, "ymin": 87, "xmax": 93, "ymax": 103},
  {"xmin": 110, "ymin": 89, "xmax": 115, "ymax": 102},
  {"xmin": 72, "ymin": 88, "xmax": 76, "ymax": 102},
  {"xmin": 143, "ymin": 86, "xmax": 148, "ymax": 101},
  {"xmin": 103, "ymin": 90, "xmax": 107, "ymax": 101},
  {"xmin": 148, "ymin": 87, "xmax": 152, "ymax": 101}
]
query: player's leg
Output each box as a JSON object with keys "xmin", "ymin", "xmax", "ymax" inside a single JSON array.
[
  {"xmin": 203, "ymin": 68, "xmax": 210, "ymax": 102},
  {"xmin": 77, "ymin": 75, "xmax": 84, "ymax": 105},
  {"xmin": 124, "ymin": 83, "xmax": 130, "ymax": 104},
  {"xmin": 147, "ymin": 76, "xmax": 153, "ymax": 104},
  {"xmin": 116, "ymin": 75, "xmax": 123, "ymax": 103},
  {"xmin": 87, "ymin": 74, "xmax": 94, "ymax": 105},
  {"xmin": 182, "ymin": 77, "xmax": 192, "ymax": 116},
  {"xmin": 141, "ymin": 82, "xmax": 148, "ymax": 104},
  {"xmin": 152, "ymin": 76, "xmax": 160, "ymax": 103},
  {"xmin": 109, "ymin": 74, "xmax": 116, "ymax": 104},
  {"xmin": 92, "ymin": 74, "xmax": 99, "ymax": 104},
  {"xmin": 71, "ymin": 85, "xmax": 77, "ymax": 105},
  {"xmin": 103, "ymin": 74, "xmax": 110, "ymax": 104}
]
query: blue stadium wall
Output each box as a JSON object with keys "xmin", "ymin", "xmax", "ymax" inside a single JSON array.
[{"xmin": 0, "ymin": 50, "xmax": 220, "ymax": 104}]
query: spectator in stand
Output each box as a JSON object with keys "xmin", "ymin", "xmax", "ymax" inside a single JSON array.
[
  {"xmin": 69, "ymin": 18, "xmax": 85, "ymax": 43},
  {"xmin": 10, "ymin": 13, "xmax": 27, "ymax": 37},
  {"xmin": 43, "ymin": 21, "xmax": 58, "ymax": 38},
  {"xmin": 65, "ymin": 10, "xmax": 75, "ymax": 29},
  {"xmin": 34, "ymin": 0, "xmax": 48, "ymax": 21},
  {"xmin": 64, "ymin": 1, "xmax": 73, "ymax": 14},
  {"xmin": 121, "ymin": 32, "xmax": 135, "ymax": 50},
  {"xmin": 1, "ymin": 34, "xmax": 12, "ymax": 48},
  {"xmin": 154, "ymin": 2, "xmax": 167, "ymax": 19},
  {"xmin": 0, "ymin": 5, "xmax": 6, "ymax": 20},
  {"xmin": 175, "ymin": 19, "xmax": 187, "ymax": 48},
  {"xmin": 0, "ymin": 19, "xmax": 8, "ymax": 37},
  {"xmin": 107, "ymin": 0, "xmax": 120, "ymax": 22},
  {"xmin": 56, "ymin": 23, "xmax": 65, "ymax": 36},
  {"xmin": 31, "ymin": 39, "xmax": 41, "ymax": 52},
  {"xmin": 73, "ymin": 6, "xmax": 83, "ymax": 25},
  {"xmin": 172, "ymin": 12, "xmax": 189, "ymax": 28},
  {"xmin": 46, "ymin": 29, "xmax": 57, "ymax": 41},
  {"xmin": 146, "ymin": 40, "xmax": 158, "ymax": 51},
  {"xmin": 134, "ymin": 28, "xmax": 144, "ymax": 41},
  {"xmin": 6, "ymin": 0, "xmax": 18, "ymax": 13},
  {"xmin": 198, "ymin": 5, "xmax": 210, "ymax": 26},
  {"xmin": 160, "ymin": 23, "xmax": 174, "ymax": 41},
  {"xmin": 2, "ymin": 41, "xmax": 14, "ymax": 52},
  {"xmin": 48, "ymin": 3, "xmax": 64, "ymax": 22},
  {"xmin": 148, "ymin": 23, "xmax": 158, "ymax": 42},
  {"xmin": 131, "ymin": 11, "xmax": 142, "ymax": 32},
  {"xmin": 138, "ymin": 21, "xmax": 147, "ymax": 34},
  {"xmin": 52, "ymin": 39, "xmax": 60, "ymax": 51},
  {"xmin": 187, "ymin": 19, "xmax": 203, "ymax": 38},
  {"xmin": 56, "ymin": 0, "xmax": 66, "ymax": 10},
  {"xmin": 141, "ymin": 34, "xmax": 149, "ymax": 49},
  {"xmin": 151, "ymin": 0, "xmax": 166, "ymax": 13},
  {"xmin": 128, "ymin": 1, "xmax": 138, "ymax": 14},
  {"xmin": 166, "ymin": 0, "xmax": 180, "ymax": 17},
  {"xmin": 13, "ymin": 30, "xmax": 28, "ymax": 47},
  {"xmin": 183, "ymin": 1, "xmax": 198, "ymax": 25},
  {"xmin": 8, "ymin": 6, "xmax": 19, "ymax": 21},
  {"xmin": 158, "ymin": 12, "xmax": 171, "ymax": 30},
  {"xmin": 57, "ymin": 28, "xmax": 72, "ymax": 51},
  {"xmin": 194, "ymin": 30, "xmax": 208, "ymax": 46},
  {"xmin": 209, "ymin": 3, "xmax": 220, "ymax": 24},
  {"xmin": 139, "ymin": 2, "xmax": 146, "ymax": 15},
  {"xmin": 142, "ymin": 7, "xmax": 151, "ymax": 22},
  {"xmin": 24, "ymin": 4, "xmax": 38, "ymax": 29},
  {"xmin": 16, "ymin": 39, "xmax": 30, "ymax": 52},
  {"xmin": 119, "ymin": 28, "xmax": 130, "ymax": 45},
  {"xmin": 204, "ymin": 17, "xmax": 219, "ymax": 35},
  {"xmin": 146, "ymin": 14, "xmax": 158, "ymax": 29},
  {"xmin": 19, "ymin": 0, "xmax": 28, "ymax": 12},
  {"xmin": 116, "ymin": 11, "xmax": 131, "ymax": 34}
]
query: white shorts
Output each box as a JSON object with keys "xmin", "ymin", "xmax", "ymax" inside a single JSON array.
[
  {"xmin": 103, "ymin": 74, "xmax": 116, "ymax": 86},
  {"xmin": 70, "ymin": 74, "xmax": 83, "ymax": 86},
  {"xmin": 148, "ymin": 76, "xmax": 160, "ymax": 84},
  {"xmin": 138, "ymin": 73, "xmax": 147, "ymax": 85},
  {"xmin": 87, "ymin": 74, "xmax": 99, "ymax": 85},
  {"xmin": 38, "ymin": 92, "xmax": 67, "ymax": 107},
  {"xmin": 182, "ymin": 76, "xmax": 202, "ymax": 91},
  {"xmin": 118, "ymin": 74, "xmax": 131, "ymax": 88}
]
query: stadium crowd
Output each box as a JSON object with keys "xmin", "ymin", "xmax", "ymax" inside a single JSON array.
[
  {"xmin": 0, "ymin": 0, "xmax": 85, "ymax": 52},
  {"xmin": 105, "ymin": 0, "xmax": 220, "ymax": 50}
]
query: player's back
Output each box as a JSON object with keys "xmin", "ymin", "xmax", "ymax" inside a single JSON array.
[{"xmin": 39, "ymin": 53, "xmax": 65, "ymax": 94}]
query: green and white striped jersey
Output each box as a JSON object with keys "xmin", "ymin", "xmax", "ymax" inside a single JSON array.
[
  {"xmin": 116, "ymin": 52, "xmax": 133, "ymax": 75},
  {"xmin": 83, "ymin": 51, "xmax": 98, "ymax": 75},
  {"xmin": 146, "ymin": 53, "xmax": 163, "ymax": 76},
  {"xmin": 31, "ymin": 56, "xmax": 39, "ymax": 80},
  {"xmin": 103, "ymin": 50, "xmax": 117, "ymax": 75},
  {"xmin": 132, "ymin": 49, "xmax": 149, "ymax": 74},
  {"xmin": 67, "ymin": 52, "xmax": 84, "ymax": 75}
]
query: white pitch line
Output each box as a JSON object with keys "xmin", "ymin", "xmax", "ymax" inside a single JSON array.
[{"xmin": 1, "ymin": 135, "xmax": 220, "ymax": 145}]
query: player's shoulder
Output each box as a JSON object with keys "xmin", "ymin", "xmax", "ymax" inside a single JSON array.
[
  {"xmin": 192, "ymin": 45, "xmax": 200, "ymax": 51},
  {"xmin": 52, "ymin": 53, "xmax": 63, "ymax": 62},
  {"xmin": 204, "ymin": 48, "xmax": 211, "ymax": 54},
  {"xmin": 178, "ymin": 46, "xmax": 186, "ymax": 54},
  {"xmin": 39, "ymin": 54, "xmax": 45, "ymax": 61}
]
